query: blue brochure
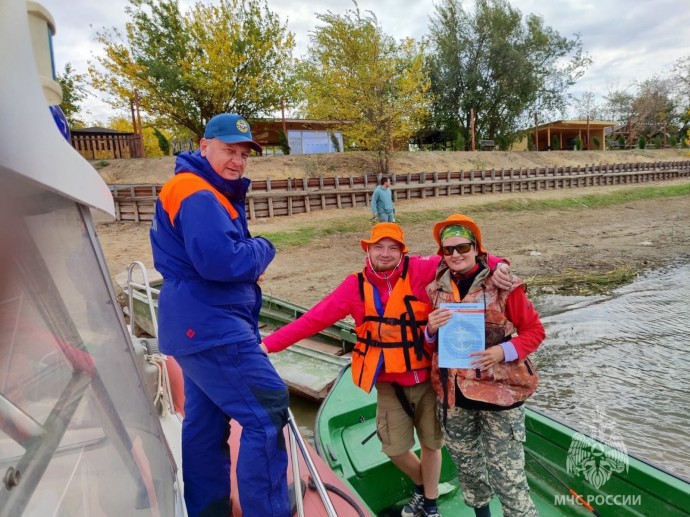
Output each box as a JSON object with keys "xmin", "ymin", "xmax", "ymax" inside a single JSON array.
[{"xmin": 438, "ymin": 303, "xmax": 485, "ymax": 368}]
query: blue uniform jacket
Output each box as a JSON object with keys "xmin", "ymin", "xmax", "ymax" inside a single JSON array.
[{"xmin": 150, "ymin": 151, "xmax": 275, "ymax": 355}]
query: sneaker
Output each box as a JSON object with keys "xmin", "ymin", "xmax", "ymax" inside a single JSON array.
[
  {"xmin": 422, "ymin": 510, "xmax": 441, "ymax": 517},
  {"xmin": 401, "ymin": 491, "xmax": 424, "ymax": 517}
]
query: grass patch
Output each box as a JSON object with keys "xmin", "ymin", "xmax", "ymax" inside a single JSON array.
[
  {"xmin": 526, "ymin": 266, "xmax": 639, "ymax": 295},
  {"xmin": 477, "ymin": 183, "xmax": 690, "ymax": 213},
  {"xmin": 265, "ymin": 228, "xmax": 318, "ymax": 248},
  {"xmin": 262, "ymin": 183, "xmax": 690, "ymax": 249}
]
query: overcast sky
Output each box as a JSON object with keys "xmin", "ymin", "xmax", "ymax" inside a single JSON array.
[{"xmin": 38, "ymin": 0, "xmax": 689, "ymax": 124}]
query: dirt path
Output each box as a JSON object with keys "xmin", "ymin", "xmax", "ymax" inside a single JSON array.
[{"xmin": 98, "ymin": 178, "xmax": 690, "ymax": 308}]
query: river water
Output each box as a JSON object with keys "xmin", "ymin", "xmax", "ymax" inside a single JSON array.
[
  {"xmin": 530, "ymin": 263, "xmax": 690, "ymax": 479},
  {"xmin": 292, "ymin": 263, "xmax": 690, "ymax": 479}
]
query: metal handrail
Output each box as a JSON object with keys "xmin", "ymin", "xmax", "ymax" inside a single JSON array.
[
  {"xmin": 286, "ymin": 409, "xmax": 338, "ymax": 517},
  {"xmin": 126, "ymin": 261, "xmax": 159, "ymax": 338},
  {"xmin": 288, "ymin": 422, "xmax": 305, "ymax": 517}
]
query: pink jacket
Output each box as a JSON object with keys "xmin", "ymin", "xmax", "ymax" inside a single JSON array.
[{"xmin": 264, "ymin": 254, "xmax": 505, "ymax": 385}]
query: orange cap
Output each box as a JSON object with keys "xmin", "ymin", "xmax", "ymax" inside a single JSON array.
[
  {"xmin": 432, "ymin": 214, "xmax": 486, "ymax": 255},
  {"xmin": 360, "ymin": 223, "xmax": 409, "ymax": 253}
]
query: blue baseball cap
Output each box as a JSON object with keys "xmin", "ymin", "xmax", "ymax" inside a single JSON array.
[{"xmin": 204, "ymin": 113, "xmax": 262, "ymax": 153}]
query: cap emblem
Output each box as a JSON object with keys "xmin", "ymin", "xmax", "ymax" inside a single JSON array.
[{"xmin": 236, "ymin": 119, "xmax": 249, "ymax": 133}]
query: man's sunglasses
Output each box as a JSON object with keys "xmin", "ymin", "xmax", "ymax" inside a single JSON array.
[{"xmin": 441, "ymin": 242, "xmax": 474, "ymax": 256}]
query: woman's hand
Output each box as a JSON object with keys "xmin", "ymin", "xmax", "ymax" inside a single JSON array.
[
  {"xmin": 426, "ymin": 307, "xmax": 452, "ymax": 336},
  {"xmin": 470, "ymin": 346, "xmax": 505, "ymax": 370},
  {"xmin": 492, "ymin": 263, "xmax": 512, "ymax": 290}
]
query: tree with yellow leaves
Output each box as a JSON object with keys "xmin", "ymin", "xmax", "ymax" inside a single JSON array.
[
  {"xmin": 298, "ymin": 5, "xmax": 430, "ymax": 173},
  {"xmin": 90, "ymin": 0, "xmax": 296, "ymax": 141}
]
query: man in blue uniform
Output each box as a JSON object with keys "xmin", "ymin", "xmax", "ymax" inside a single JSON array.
[{"xmin": 150, "ymin": 113, "xmax": 289, "ymax": 517}]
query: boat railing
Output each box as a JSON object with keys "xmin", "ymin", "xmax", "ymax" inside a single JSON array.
[
  {"xmin": 125, "ymin": 261, "xmax": 160, "ymax": 338},
  {"xmin": 286, "ymin": 408, "xmax": 338, "ymax": 517}
]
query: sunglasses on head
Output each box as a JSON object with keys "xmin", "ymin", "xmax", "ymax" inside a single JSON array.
[{"xmin": 441, "ymin": 242, "xmax": 474, "ymax": 256}]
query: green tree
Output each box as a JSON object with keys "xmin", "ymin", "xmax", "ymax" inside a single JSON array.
[
  {"xmin": 90, "ymin": 0, "xmax": 296, "ymax": 140},
  {"xmin": 298, "ymin": 5, "xmax": 430, "ymax": 173},
  {"xmin": 56, "ymin": 62, "xmax": 89, "ymax": 128},
  {"xmin": 426, "ymin": 0, "xmax": 590, "ymax": 148},
  {"xmin": 602, "ymin": 89, "xmax": 634, "ymax": 125}
]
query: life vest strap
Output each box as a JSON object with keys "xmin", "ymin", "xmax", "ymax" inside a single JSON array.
[
  {"xmin": 356, "ymin": 336, "xmax": 418, "ymax": 349},
  {"xmin": 391, "ymin": 382, "xmax": 415, "ymax": 418},
  {"xmin": 361, "ymin": 315, "xmax": 428, "ymax": 326}
]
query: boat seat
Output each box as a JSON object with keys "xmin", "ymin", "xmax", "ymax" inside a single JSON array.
[{"xmin": 342, "ymin": 419, "xmax": 420, "ymax": 477}]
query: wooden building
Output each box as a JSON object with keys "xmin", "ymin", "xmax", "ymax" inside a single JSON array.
[
  {"xmin": 249, "ymin": 118, "xmax": 346, "ymax": 155},
  {"xmin": 524, "ymin": 120, "xmax": 616, "ymax": 151},
  {"xmin": 71, "ymin": 127, "xmax": 143, "ymax": 160}
]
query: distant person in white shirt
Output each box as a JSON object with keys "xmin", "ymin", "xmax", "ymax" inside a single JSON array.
[{"xmin": 371, "ymin": 176, "xmax": 396, "ymax": 222}]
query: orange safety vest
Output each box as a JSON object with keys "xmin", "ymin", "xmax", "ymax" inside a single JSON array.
[
  {"xmin": 351, "ymin": 256, "xmax": 433, "ymax": 393},
  {"xmin": 429, "ymin": 271, "xmax": 538, "ymax": 408}
]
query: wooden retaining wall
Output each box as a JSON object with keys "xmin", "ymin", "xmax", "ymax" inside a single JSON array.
[{"xmin": 110, "ymin": 160, "xmax": 690, "ymax": 222}]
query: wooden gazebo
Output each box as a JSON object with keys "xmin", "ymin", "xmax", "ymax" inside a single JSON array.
[{"xmin": 529, "ymin": 120, "xmax": 616, "ymax": 151}]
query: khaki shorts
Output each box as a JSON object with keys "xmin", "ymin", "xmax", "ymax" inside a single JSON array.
[{"xmin": 375, "ymin": 380, "xmax": 444, "ymax": 457}]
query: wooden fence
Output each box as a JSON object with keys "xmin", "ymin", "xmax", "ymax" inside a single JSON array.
[{"xmin": 109, "ymin": 160, "xmax": 690, "ymax": 222}]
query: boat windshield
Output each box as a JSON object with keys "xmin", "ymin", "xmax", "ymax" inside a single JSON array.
[{"xmin": 0, "ymin": 179, "xmax": 179, "ymax": 515}]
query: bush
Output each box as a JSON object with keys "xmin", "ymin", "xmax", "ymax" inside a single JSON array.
[
  {"xmin": 591, "ymin": 135, "xmax": 600, "ymax": 150},
  {"xmin": 574, "ymin": 137, "xmax": 583, "ymax": 150},
  {"xmin": 617, "ymin": 135, "xmax": 626, "ymax": 148},
  {"xmin": 638, "ymin": 135, "xmax": 646, "ymax": 149},
  {"xmin": 455, "ymin": 133, "xmax": 466, "ymax": 151},
  {"xmin": 278, "ymin": 130, "xmax": 290, "ymax": 155},
  {"xmin": 551, "ymin": 135, "xmax": 560, "ymax": 150},
  {"xmin": 330, "ymin": 133, "xmax": 340, "ymax": 152},
  {"xmin": 152, "ymin": 128, "xmax": 170, "ymax": 155}
]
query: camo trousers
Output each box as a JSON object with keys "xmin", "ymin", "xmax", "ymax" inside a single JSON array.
[{"xmin": 441, "ymin": 405, "xmax": 538, "ymax": 517}]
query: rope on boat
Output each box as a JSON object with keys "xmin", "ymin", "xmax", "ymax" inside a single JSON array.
[
  {"xmin": 306, "ymin": 477, "xmax": 367, "ymax": 517},
  {"xmin": 147, "ymin": 353, "xmax": 174, "ymax": 416}
]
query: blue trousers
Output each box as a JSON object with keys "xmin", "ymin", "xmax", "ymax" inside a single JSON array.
[{"xmin": 175, "ymin": 341, "xmax": 290, "ymax": 517}]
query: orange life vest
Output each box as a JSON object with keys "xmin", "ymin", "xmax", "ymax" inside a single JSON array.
[
  {"xmin": 428, "ymin": 268, "xmax": 538, "ymax": 407},
  {"xmin": 351, "ymin": 256, "xmax": 433, "ymax": 393}
]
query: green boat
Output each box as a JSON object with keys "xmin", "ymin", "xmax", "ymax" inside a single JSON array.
[
  {"xmin": 116, "ymin": 262, "xmax": 355, "ymax": 401},
  {"xmin": 315, "ymin": 365, "xmax": 690, "ymax": 516}
]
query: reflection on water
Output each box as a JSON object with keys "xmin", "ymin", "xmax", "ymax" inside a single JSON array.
[
  {"xmin": 289, "ymin": 264, "xmax": 690, "ymax": 479},
  {"xmin": 288, "ymin": 395, "xmax": 318, "ymax": 444},
  {"xmin": 531, "ymin": 263, "xmax": 690, "ymax": 479}
]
